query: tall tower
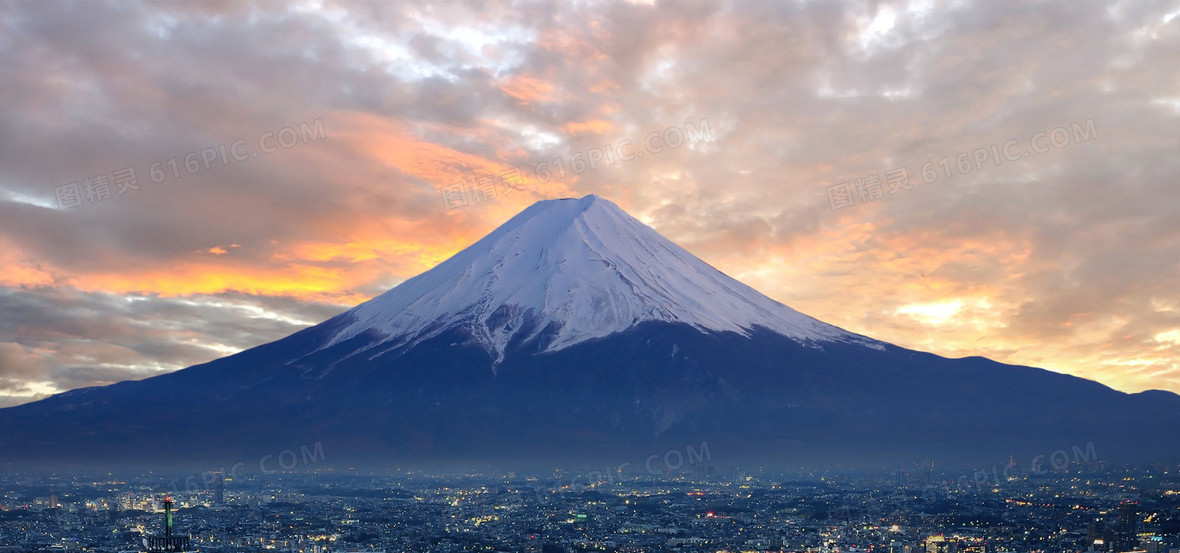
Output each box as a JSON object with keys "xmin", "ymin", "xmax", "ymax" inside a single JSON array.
[
  {"xmin": 142, "ymin": 497, "xmax": 190, "ymax": 552},
  {"xmin": 212, "ymin": 471, "xmax": 225, "ymax": 504},
  {"xmin": 1117, "ymin": 502, "xmax": 1138, "ymax": 551}
]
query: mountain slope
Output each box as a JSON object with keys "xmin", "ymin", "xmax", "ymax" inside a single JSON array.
[
  {"xmin": 316, "ymin": 194, "xmax": 879, "ymax": 365},
  {"xmin": 1, "ymin": 195, "xmax": 1178, "ymax": 471}
]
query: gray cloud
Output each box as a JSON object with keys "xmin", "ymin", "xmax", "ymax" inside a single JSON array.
[
  {"xmin": 0, "ymin": 286, "xmax": 349, "ymax": 404},
  {"xmin": 0, "ymin": 342, "xmax": 48, "ymax": 389}
]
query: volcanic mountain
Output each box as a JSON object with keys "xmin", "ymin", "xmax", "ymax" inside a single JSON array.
[{"xmin": 2, "ymin": 195, "xmax": 1178, "ymax": 470}]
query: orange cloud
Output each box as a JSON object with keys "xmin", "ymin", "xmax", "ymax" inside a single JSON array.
[
  {"xmin": 0, "ymin": 262, "xmax": 55, "ymax": 288},
  {"xmin": 341, "ymin": 114, "xmax": 505, "ymax": 187},
  {"xmin": 499, "ymin": 74, "xmax": 558, "ymax": 104},
  {"xmin": 72, "ymin": 261, "xmax": 365, "ymax": 304},
  {"xmin": 0, "ymin": 241, "xmax": 55, "ymax": 287},
  {"xmin": 663, "ymin": 211, "xmax": 1150, "ymax": 392},
  {"xmin": 332, "ymin": 110, "xmax": 566, "ymax": 198},
  {"xmin": 589, "ymin": 80, "xmax": 620, "ymax": 95},
  {"xmin": 0, "ymin": 109, "xmax": 589, "ymax": 309},
  {"xmin": 564, "ymin": 119, "xmax": 615, "ymax": 135}
]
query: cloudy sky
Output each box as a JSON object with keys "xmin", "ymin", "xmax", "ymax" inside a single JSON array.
[{"xmin": 1, "ymin": 0, "xmax": 1178, "ymax": 407}]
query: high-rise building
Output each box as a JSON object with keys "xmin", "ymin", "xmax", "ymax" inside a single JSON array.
[
  {"xmin": 212, "ymin": 471, "xmax": 225, "ymax": 504},
  {"xmin": 1117, "ymin": 503, "xmax": 1138, "ymax": 551}
]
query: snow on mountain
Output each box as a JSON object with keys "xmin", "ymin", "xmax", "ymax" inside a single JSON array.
[{"xmin": 317, "ymin": 195, "xmax": 881, "ymax": 363}]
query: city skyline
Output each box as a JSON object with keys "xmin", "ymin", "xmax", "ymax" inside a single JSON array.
[{"xmin": 2, "ymin": 462, "xmax": 1177, "ymax": 553}]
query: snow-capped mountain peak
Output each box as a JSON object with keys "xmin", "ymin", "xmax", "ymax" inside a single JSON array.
[{"xmin": 318, "ymin": 195, "xmax": 878, "ymax": 361}]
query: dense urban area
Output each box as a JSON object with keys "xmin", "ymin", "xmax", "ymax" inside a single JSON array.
[{"xmin": 2, "ymin": 443, "xmax": 1180, "ymax": 553}]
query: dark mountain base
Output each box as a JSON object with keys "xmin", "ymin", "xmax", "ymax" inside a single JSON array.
[{"xmin": 3, "ymin": 322, "xmax": 1178, "ymax": 472}]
